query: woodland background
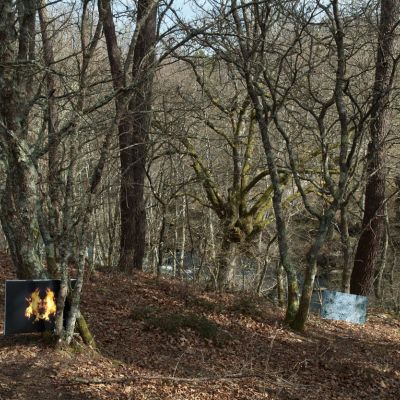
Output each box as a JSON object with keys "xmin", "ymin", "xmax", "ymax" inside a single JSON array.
[{"xmin": 0, "ymin": 1, "xmax": 400, "ymax": 393}]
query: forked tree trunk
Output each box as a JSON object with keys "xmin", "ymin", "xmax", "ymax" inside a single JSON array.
[
  {"xmin": 350, "ymin": 0, "xmax": 399, "ymax": 295},
  {"xmin": 120, "ymin": 0, "xmax": 157, "ymax": 272},
  {"xmin": 99, "ymin": 0, "xmax": 157, "ymax": 272}
]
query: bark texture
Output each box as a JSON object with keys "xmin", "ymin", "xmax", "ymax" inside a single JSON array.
[
  {"xmin": 350, "ymin": 0, "xmax": 399, "ymax": 295},
  {"xmin": 0, "ymin": 0, "xmax": 46, "ymax": 279},
  {"xmin": 99, "ymin": 0, "xmax": 157, "ymax": 273},
  {"xmin": 216, "ymin": 235, "xmax": 236, "ymax": 291}
]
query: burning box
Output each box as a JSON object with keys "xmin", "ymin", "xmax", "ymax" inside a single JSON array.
[{"xmin": 4, "ymin": 280, "xmax": 74, "ymax": 335}]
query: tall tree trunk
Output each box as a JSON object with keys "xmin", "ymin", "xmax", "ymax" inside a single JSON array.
[
  {"xmin": 119, "ymin": 0, "xmax": 157, "ymax": 272},
  {"xmin": 0, "ymin": 0, "xmax": 46, "ymax": 279},
  {"xmin": 99, "ymin": 0, "xmax": 157, "ymax": 272},
  {"xmin": 246, "ymin": 84, "xmax": 299, "ymax": 322},
  {"xmin": 38, "ymin": 0, "xmax": 61, "ymax": 278},
  {"xmin": 350, "ymin": 0, "xmax": 399, "ymax": 295}
]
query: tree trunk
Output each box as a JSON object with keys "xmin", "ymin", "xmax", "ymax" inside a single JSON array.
[
  {"xmin": 340, "ymin": 206, "xmax": 352, "ymax": 293},
  {"xmin": 38, "ymin": 0, "xmax": 62, "ymax": 278},
  {"xmin": 76, "ymin": 311, "xmax": 97, "ymax": 348},
  {"xmin": 216, "ymin": 236, "xmax": 236, "ymax": 291},
  {"xmin": 350, "ymin": 0, "xmax": 399, "ymax": 295},
  {"xmin": 0, "ymin": 170, "xmax": 46, "ymax": 279},
  {"xmin": 256, "ymin": 234, "xmax": 277, "ymax": 295},
  {"xmin": 0, "ymin": 0, "xmax": 46, "ymax": 279},
  {"xmin": 156, "ymin": 211, "xmax": 166, "ymax": 277},
  {"xmin": 99, "ymin": 0, "xmax": 157, "ymax": 272},
  {"xmin": 276, "ymin": 262, "xmax": 285, "ymax": 307},
  {"xmin": 120, "ymin": 0, "xmax": 157, "ymax": 272},
  {"xmin": 374, "ymin": 207, "xmax": 389, "ymax": 299},
  {"xmin": 179, "ymin": 197, "xmax": 186, "ymax": 277},
  {"xmin": 291, "ymin": 212, "xmax": 335, "ymax": 332},
  {"xmin": 248, "ymin": 87, "xmax": 299, "ymax": 322},
  {"xmin": 256, "ymin": 259, "xmax": 269, "ymax": 296}
]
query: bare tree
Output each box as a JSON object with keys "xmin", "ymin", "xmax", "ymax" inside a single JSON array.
[
  {"xmin": 350, "ymin": 0, "xmax": 400, "ymax": 295},
  {"xmin": 0, "ymin": 0, "xmax": 113, "ymax": 345},
  {"xmin": 185, "ymin": 0, "xmax": 379, "ymax": 329},
  {"xmin": 99, "ymin": 0, "xmax": 158, "ymax": 272},
  {"xmin": 0, "ymin": 0, "xmax": 45, "ymax": 279}
]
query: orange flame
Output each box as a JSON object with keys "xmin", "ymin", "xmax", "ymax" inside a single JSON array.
[{"xmin": 25, "ymin": 288, "xmax": 57, "ymax": 322}]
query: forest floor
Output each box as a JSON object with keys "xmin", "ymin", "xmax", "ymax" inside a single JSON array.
[{"xmin": 0, "ymin": 253, "xmax": 399, "ymax": 399}]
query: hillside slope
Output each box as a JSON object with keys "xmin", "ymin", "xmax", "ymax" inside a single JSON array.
[{"xmin": 0, "ymin": 253, "xmax": 399, "ymax": 399}]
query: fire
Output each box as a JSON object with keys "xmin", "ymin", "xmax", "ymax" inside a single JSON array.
[
  {"xmin": 25, "ymin": 288, "xmax": 41, "ymax": 320},
  {"xmin": 25, "ymin": 288, "xmax": 57, "ymax": 321},
  {"xmin": 42, "ymin": 288, "xmax": 57, "ymax": 320}
]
